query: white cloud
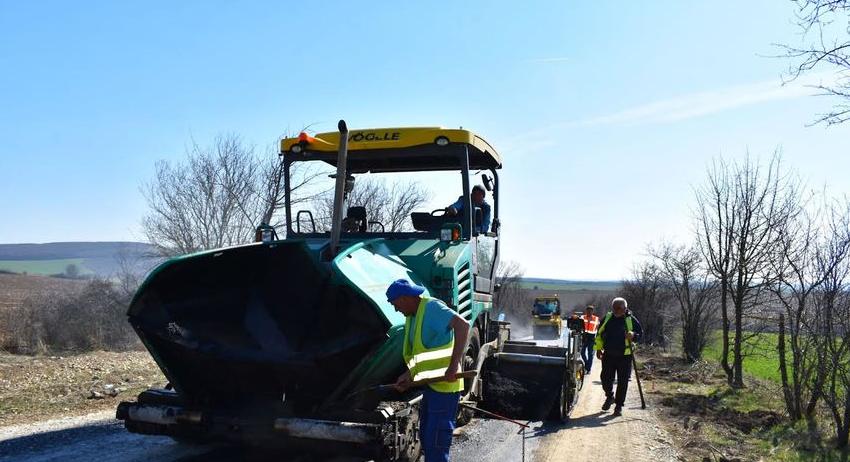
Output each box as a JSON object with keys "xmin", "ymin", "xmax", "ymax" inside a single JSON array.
[
  {"xmin": 497, "ymin": 72, "xmax": 843, "ymax": 157},
  {"xmin": 525, "ymin": 57, "xmax": 570, "ymax": 64},
  {"xmin": 580, "ymin": 72, "xmax": 842, "ymax": 126}
]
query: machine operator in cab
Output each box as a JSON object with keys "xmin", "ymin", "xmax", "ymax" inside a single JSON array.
[
  {"xmin": 445, "ymin": 184, "xmax": 491, "ymax": 233},
  {"xmin": 388, "ymin": 279, "xmax": 470, "ymax": 462}
]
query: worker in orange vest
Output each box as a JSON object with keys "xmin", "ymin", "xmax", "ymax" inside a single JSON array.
[{"xmin": 580, "ymin": 305, "xmax": 600, "ymax": 373}]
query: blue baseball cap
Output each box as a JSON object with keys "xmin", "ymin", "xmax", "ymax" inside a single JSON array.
[{"xmin": 386, "ymin": 279, "xmax": 426, "ymax": 302}]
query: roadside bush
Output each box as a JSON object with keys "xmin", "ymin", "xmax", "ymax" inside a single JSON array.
[{"xmin": 0, "ymin": 279, "xmax": 139, "ymax": 354}]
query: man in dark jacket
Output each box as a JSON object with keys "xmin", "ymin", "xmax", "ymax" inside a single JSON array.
[{"xmin": 594, "ymin": 297, "xmax": 643, "ymax": 416}]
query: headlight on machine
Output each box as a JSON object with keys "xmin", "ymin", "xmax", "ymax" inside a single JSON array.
[{"xmin": 440, "ymin": 223, "xmax": 461, "ymax": 242}]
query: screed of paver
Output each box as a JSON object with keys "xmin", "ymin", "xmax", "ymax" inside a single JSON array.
[{"xmin": 531, "ymin": 363, "xmax": 679, "ymax": 462}]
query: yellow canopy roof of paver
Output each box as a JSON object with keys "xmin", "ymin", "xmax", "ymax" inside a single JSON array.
[{"xmin": 280, "ymin": 127, "xmax": 502, "ymax": 172}]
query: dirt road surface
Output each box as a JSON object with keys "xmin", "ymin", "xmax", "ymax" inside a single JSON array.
[
  {"xmin": 527, "ymin": 364, "xmax": 679, "ymax": 462},
  {"xmin": 1, "ymin": 338, "xmax": 678, "ymax": 461},
  {"xmin": 452, "ymin": 343, "xmax": 679, "ymax": 462}
]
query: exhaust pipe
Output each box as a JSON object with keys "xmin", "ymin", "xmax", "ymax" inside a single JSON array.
[{"xmin": 328, "ymin": 119, "xmax": 350, "ymax": 259}]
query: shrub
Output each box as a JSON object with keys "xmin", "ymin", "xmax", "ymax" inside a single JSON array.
[{"xmin": 0, "ymin": 279, "xmax": 139, "ymax": 354}]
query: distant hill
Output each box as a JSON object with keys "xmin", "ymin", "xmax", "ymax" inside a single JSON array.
[
  {"xmin": 0, "ymin": 242, "xmax": 158, "ymax": 278},
  {"xmin": 519, "ymin": 278, "xmax": 621, "ymax": 292}
]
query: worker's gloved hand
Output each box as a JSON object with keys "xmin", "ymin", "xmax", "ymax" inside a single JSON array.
[
  {"xmin": 626, "ymin": 331, "xmax": 635, "ymax": 342},
  {"xmin": 445, "ymin": 206, "xmax": 458, "ymax": 216},
  {"xmin": 394, "ymin": 371, "xmax": 412, "ymax": 392},
  {"xmin": 596, "ymin": 350, "xmax": 603, "ymax": 360}
]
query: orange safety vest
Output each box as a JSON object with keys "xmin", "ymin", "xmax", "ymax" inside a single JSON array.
[{"xmin": 581, "ymin": 314, "xmax": 600, "ymax": 334}]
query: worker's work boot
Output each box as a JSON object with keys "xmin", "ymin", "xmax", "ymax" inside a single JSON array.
[
  {"xmin": 612, "ymin": 405, "xmax": 622, "ymax": 416},
  {"xmin": 601, "ymin": 395, "xmax": 615, "ymax": 411}
]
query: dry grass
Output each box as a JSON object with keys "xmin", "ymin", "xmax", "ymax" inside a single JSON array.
[
  {"xmin": 0, "ymin": 273, "xmax": 83, "ymax": 307},
  {"xmin": 1, "ymin": 273, "xmax": 140, "ymax": 354},
  {"xmin": 0, "ymin": 350, "xmax": 165, "ymax": 427},
  {"xmin": 0, "ymin": 274, "xmax": 85, "ymax": 350},
  {"xmin": 642, "ymin": 350, "xmax": 847, "ymax": 461}
]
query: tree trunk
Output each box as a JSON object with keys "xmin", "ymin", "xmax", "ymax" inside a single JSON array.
[
  {"xmin": 839, "ymin": 386, "xmax": 850, "ymax": 449},
  {"xmin": 683, "ymin": 316, "xmax": 701, "ymax": 362},
  {"xmin": 720, "ymin": 281, "xmax": 733, "ymax": 385},
  {"xmin": 805, "ymin": 365, "xmax": 826, "ymax": 429},
  {"xmin": 778, "ymin": 314, "xmax": 799, "ymax": 420},
  {"xmin": 732, "ymin": 291, "xmax": 744, "ymax": 388}
]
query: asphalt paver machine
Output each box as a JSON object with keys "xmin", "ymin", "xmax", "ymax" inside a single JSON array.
[{"xmin": 117, "ymin": 122, "xmax": 585, "ymax": 460}]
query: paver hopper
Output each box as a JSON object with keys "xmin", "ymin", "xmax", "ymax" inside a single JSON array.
[{"xmin": 473, "ymin": 318, "xmax": 585, "ymax": 422}]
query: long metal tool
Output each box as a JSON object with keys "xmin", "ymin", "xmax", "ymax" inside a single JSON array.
[
  {"xmin": 458, "ymin": 403, "xmax": 529, "ymax": 462},
  {"xmin": 328, "ymin": 119, "xmax": 349, "ymax": 259},
  {"xmin": 628, "ymin": 339, "xmax": 646, "ymax": 409},
  {"xmin": 347, "ymin": 371, "xmax": 477, "ymax": 399},
  {"xmin": 458, "ymin": 403, "xmax": 529, "ymax": 429}
]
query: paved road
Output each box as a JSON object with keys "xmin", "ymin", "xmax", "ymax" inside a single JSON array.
[
  {"xmin": 0, "ymin": 333, "xmax": 677, "ymax": 462},
  {"xmin": 0, "ymin": 400, "xmax": 547, "ymax": 462},
  {"xmin": 0, "ymin": 413, "xmax": 535, "ymax": 462}
]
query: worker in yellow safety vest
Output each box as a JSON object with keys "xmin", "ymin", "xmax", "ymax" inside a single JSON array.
[
  {"xmin": 594, "ymin": 297, "xmax": 643, "ymax": 417},
  {"xmin": 388, "ymin": 279, "xmax": 470, "ymax": 462},
  {"xmin": 579, "ymin": 305, "xmax": 600, "ymax": 373}
]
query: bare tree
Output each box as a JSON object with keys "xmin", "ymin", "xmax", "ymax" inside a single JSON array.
[
  {"xmin": 581, "ymin": 291, "xmax": 622, "ymax": 318},
  {"xmin": 493, "ymin": 261, "xmax": 530, "ymax": 333},
  {"xmin": 811, "ymin": 199, "xmax": 850, "ymax": 448},
  {"xmin": 781, "ymin": 1, "xmax": 850, "ymax": 125},
  {"xmin": 112, "ymin": 244, "xmax": 160, "ymax": 304},
  {"xmin": 770, "ymin": 194, "xmax": 850, "ymax": 426},
  {"xmin": 141, "ymin": 134, "xmax": 321, "ymax": 255},
  {"xmin": 312, "ymin": 177, "xmax": 430, "ymax": 232},
  {"xmin": 64, "ymin": 263, "xmax": 80, "ymax": 279},
  {"xmin": 620, "ymin": 261, "xmax": 672, "ymax": 346},
  {"xmin": 494, "ymin": 261, "xmax": 526, "ymax": 311},
  {"xmin": 695, "ymin": 153, "xmax": 801, "ymax": 387},
  {"xmin": 695, "ymin": 157, "xmax": 738, "ymax": 384},
  {"xmin": 650, "ymin": 242, "xmax": 718, "ymax": 362}
]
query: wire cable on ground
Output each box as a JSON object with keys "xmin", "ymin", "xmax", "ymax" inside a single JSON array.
[{"xmin": 458, "ymin": 403, "xmax": 531, "ymax": 462}]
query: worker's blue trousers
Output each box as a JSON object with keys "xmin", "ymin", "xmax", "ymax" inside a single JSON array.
[
  {"xmin": 420, "ymin": 388, "xmax": 460, "ymax": 462},
  {"xmin": 581, "ymin": 333, "xmax": 596, "ymax": 372}
]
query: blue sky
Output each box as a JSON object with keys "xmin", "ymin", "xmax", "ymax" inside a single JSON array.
[{"xmin": 2, "ymin": 1, "xmax": 849, "ymax": 279}]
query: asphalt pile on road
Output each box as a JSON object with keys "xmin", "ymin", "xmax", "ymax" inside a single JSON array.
[{"xmin": 480, "ymin": 365, "xmax": 561, "ymax": 421}]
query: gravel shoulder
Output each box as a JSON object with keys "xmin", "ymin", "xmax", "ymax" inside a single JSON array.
[{"xmin": 0, "ymin": 351, "xmax": 165, "ymax": 427}]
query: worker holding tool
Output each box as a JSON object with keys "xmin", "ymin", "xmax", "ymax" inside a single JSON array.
[
  {"xmin": 579, "ymin": 305, "xmax": 600, "ymax": 373},
  {"xmin": 387, "ymin": 279, "xmax": 470, "ymax": 462},
  {"xmin": 594, "ymin": 297, "xmax": 643, "ymax": 417}
]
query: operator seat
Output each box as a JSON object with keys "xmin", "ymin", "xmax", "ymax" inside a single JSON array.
[
  {"xmin": 343, "ymin": 206, "xmax": 368, "ymax": 233},
  {"xmin": 411, "ymin": 212, "xmax": 452, "ymax": 232}
]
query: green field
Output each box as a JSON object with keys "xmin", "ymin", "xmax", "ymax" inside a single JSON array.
[
  {"xmin": 0, "ymin": 259, "xmax": 91, "ymax": 276},
  {"xmin": 703, "ymin": 331, "xmax": 783, "ymax": 383}
]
